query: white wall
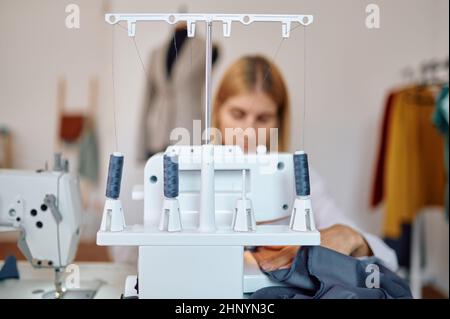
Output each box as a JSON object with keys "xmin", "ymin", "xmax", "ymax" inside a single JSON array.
[{"xmin": 0, "ymin": 0, "xmax": 448, "ymax": 290}]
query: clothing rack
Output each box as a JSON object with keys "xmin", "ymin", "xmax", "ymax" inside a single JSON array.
[
  {"xmin": 397, "ymin": 60, "xmax": 448, "ymax": 297},
  {"xmin": 401, "ymin": 57, "xmax": 449, "ymax": 85}
]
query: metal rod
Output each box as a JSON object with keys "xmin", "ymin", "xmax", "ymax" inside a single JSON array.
[
  {"xmin": 54, "ymin": 268, "xmax": 64, "ymax": 299},
  {"xmin": 105, "ymin": 13, "xmax": 314, "ymax": 38},
  {"xmin": 205, "ymin": 20, "xmax": 213, "ymax": 144}
]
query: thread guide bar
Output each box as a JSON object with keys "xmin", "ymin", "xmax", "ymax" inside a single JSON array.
[{"xmin": 105, "ymin": 13, "xmax": 314, "ymax": 38}]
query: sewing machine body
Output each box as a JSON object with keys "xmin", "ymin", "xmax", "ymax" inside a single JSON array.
[{"xmin": 0, "ymin": 168, "xmax": 82, "ymax": 269}]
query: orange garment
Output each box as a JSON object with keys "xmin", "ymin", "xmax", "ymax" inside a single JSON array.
[{"xmin": 383, "ymin": 86, "xmax": 445, "ymax": 238}]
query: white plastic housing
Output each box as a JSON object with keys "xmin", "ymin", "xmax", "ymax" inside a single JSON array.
[
  {"xmin": 232, "ymin": 198, "xmax": 256, "ymax": 232},
  {"xmin": 100, "ymin": 198, "xmax": 126, "ymax": 232},
  {"xmin": 159, "ymin": 198, "xmax": 182, "ymax": 232},
  {"xmin": 289, "ymin": 196, "xmax": 316, "ymax": 232},
  {"xmin": 142, "ymin": 145, "xmax": 301, "ymax": 228}
]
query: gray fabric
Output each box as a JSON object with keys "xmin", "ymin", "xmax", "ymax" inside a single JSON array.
[{"xmin": 251, "ymin": 246, "xmax": 412, "ymax": 299}]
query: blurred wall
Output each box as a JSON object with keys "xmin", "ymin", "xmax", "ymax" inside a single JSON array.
[{"xmin": 0, "ymin": 0, "xmax": 448, "ymax": 292}]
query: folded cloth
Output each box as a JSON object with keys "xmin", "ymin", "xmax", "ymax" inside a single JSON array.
[
  {"xmin": 251, "ymin": 246, "xmax": 412, "ymax": 299},
  {"xmin": 0, "ymin": 255, "xmax": 19, "ymax": 281}
]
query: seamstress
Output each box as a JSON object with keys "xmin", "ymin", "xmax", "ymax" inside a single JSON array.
[{"xmin": 211, "ymin": 55, "xmax": 398, "ymax": 272}]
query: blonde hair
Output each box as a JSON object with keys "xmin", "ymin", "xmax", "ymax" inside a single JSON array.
[{"xmin": 212, "ymin": 55, "xmax": 291, "ymax": 152}]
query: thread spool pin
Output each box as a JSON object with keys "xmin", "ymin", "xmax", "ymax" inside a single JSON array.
[{"xmin": 159, "ymin": 153, "xmax": 182, "ymax": 232}]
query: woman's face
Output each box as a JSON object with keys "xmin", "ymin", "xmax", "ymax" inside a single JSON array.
[{"xmin": 218, "ymin": 91, "xmax": 279, "ymax": 153}]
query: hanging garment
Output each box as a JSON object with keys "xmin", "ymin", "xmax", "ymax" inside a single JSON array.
[
  {"xmin": 137, "ymin": 31, "xmax": 220, "ymax": 160},
  {"xmin": 78, "ymin": 118, "xmax": 99, "ymax": 184},
  {"xmin": 383, "ymin": 86, "xmax": 445, "ymax": 239},
  {"xmin": 166, "ymin": 28, "xmax": 189, "ymax": 79},
  {"xmin": 250, "ymin": 246, "xmax": 412, "ymax": 299},
  {"xmin": 166, "ymin": 29, "xmax": 219, "ymax": 79},
  {"xmin": 383, "ymin": 223, "xmax": 413, "ymax": 268},
  {"xmin": 433, "ymin": 85, "xmax": 449, "ymax": 219},
  {"xmin": 56, "ymin": 77, "xmax": 99, "ymax": 181},
  {"xmin": 371, "ymin": 91, "xmax": 397, "ymax": 208},
  {"xmin": 57, "ymin": 77, "xmax": 98, "ymax": 146}
]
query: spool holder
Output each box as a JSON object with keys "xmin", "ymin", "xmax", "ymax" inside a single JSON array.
[{"xmin": 105, "ymin": 13, "xmax": 314, "ymax": 38}]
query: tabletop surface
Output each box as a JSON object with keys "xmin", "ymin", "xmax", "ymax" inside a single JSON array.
[{"xmin": 0, "ymin": 260, "xmax": 135, "ymax": 299}]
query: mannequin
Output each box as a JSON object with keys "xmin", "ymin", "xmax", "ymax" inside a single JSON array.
[{"xmin": 138, "ymin": 22, "xmax": 220, "ymax": 160}]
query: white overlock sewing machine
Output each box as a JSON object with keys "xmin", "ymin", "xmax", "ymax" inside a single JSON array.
[
  {"xmin": 96, "ymin": 12, "xmax": 321, "ymax": 299},
  {"xmin": 0, "ymin": 154, "xmax": 84, "ymax": 298}
]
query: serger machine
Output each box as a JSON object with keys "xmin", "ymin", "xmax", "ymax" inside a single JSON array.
[{"xmin": 97, "ymin": 12, "xmax": 320, "ymax": 299}]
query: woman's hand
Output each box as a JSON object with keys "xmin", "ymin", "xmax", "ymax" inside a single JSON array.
[
  {"xmin": 320, "ymin": 224, "xmax": 372, "ymax": 257},
  {"xmin": 252, "ymin": 224, "xmax": 372, "ymax": 272},
  {"xmin": 252, "ymin": 245, "xmax": 299, "ymax": 272}
]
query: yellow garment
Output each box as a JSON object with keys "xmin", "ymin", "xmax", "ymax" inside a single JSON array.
[{"xmin": 383, "ymin": 86, "xmax": 445, "ymax": 238}]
